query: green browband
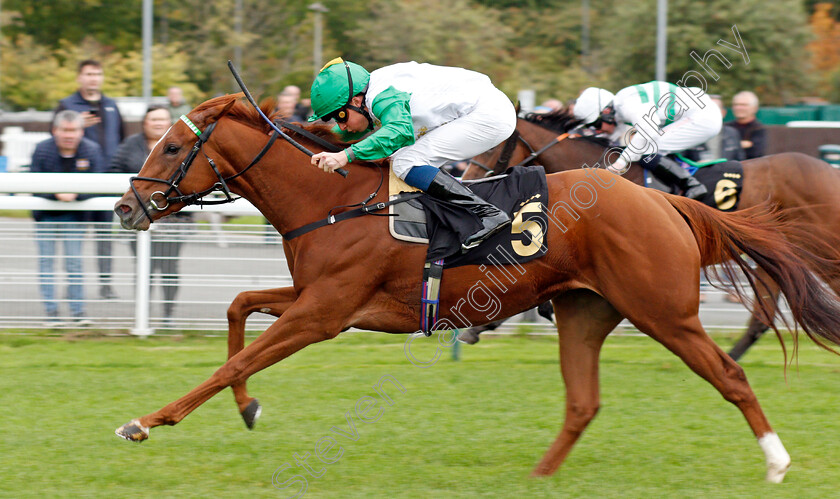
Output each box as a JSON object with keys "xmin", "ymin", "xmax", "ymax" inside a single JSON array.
[{"xmin": 180, "ymin": 115, "xmax": 202, "ymax": 136}]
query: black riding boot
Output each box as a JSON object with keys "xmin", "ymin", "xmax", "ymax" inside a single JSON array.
[
  {"xmin": 425, "ymin": 170, "xmax": 511, "ymax": 251},
  {"xmin": 650, "ymin": 156, "xmax": 708, "ymax": 200}
]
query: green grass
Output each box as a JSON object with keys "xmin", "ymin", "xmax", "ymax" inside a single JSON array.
[
  {"xmin": 1, "ymin": 331, "xmax": 838, "ymax": 498},
  {"xmin": 0, "ymin": 210, "xmax": 32, "ymax": 219}
]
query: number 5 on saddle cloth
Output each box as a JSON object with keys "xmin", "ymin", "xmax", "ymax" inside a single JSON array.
[{"xmin": 389, "ymin": 165, "xmax": 549, "ymax": 335}]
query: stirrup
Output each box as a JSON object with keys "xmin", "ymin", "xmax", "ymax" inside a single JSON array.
[{"xmin": 461, "ymin": 219, "xmax": 511, "ymax": 252}]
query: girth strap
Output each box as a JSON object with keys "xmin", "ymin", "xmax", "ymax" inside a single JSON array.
[
  {"xmin": 421, "ymin": 259, "xmax": 445, "ymax": 336},
  {"xmin": 281, "ymin": 192, "xmax": 423, "ymax": 240}
]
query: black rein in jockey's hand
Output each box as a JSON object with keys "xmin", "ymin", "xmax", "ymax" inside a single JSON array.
[{"xmin": 227, "ymin": 60, "xmax": 349, "ymax": 178}]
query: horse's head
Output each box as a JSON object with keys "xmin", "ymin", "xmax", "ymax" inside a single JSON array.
[{"xmin": 114, "ymin": 95, "xmax": 241, "ymax": 230}]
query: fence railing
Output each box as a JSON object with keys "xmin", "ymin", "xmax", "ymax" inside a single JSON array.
[{"xmin": 0, "ymin": 173, "xmax": 771, "ymax": 336}]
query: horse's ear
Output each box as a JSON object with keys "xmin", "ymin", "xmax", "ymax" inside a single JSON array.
[
  {"xmin": 218, "ymin": 98, "xmax": 238, "ymax": 119},
  {"xmin": 197, "ymin": 95, "xmax": 239, "ymax": 126}
]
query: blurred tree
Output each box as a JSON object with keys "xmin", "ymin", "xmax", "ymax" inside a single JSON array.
[
  {"xmin": 598, "ymin": 0, "xmax": 815, "ymax": 105},
  {"xmin": 161, "ymin": 0, "xmax": 320, "ymax": 99},
  {"xmin": 807, "ymin": 2, "xmax": 840, "ymax": 98},
  {"xmin": 2, "ymin": 0, "xmax": 142, "ymax": 53},
  {"xmin": 344, "ymin": 0, "xmax": 514, "ymax": 93},
  {"xmin": 0, "ymin": 35, "xmax": 200, "ymax": 110},
  {"xmin": 0, "ymin": 34, "xmax": 74, "ymax": 110}
]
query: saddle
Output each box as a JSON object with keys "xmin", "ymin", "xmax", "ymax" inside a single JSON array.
[
  {"xmin": 388, "ymin": 165, "xmax": 549, "ymax": 268},
  {"xmin": 645, "ymin": 156, "xmax": 744, "ymax": 212}
]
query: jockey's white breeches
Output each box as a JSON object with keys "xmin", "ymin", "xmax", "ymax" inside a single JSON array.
[
  {"xmin": 622, "ymin": 92, "xmax": 723, "ymax": 164},
  {"xmin": 391, "ymin": 88, "xmax": 516, "ymax": 179}
]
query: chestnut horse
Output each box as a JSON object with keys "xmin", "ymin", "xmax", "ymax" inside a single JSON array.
[
  {"xmin": 113, "ymin": 95, "xmax": 840, "ymax": 482},
  {"xmin": 462, "ymin": 110, "xmax": 840, "ymax": 358}
]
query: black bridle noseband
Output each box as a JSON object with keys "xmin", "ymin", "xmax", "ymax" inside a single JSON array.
[{"xmin": 128, "ymin": 115, "xmax": 279, "ymax": 223}]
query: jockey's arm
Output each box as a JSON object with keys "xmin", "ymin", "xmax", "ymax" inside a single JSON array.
[{"xmin": 347, "ymin": 86, "xmax": 416, "ymax": 161}]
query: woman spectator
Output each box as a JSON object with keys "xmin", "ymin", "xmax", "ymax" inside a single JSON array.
[{"xmin": 110, "ymin": 106, "xmax": 190, "ymax": 323}]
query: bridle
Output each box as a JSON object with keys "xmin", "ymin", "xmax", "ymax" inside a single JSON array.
[
  {"xmin": 128, "ymin": 113, "xmax": 395, "ymax": 239},
  {"xmin": 128, "ymin": 114, "xmax": 279, "ymax": 223},
  {"xmin": 468, "ymin": 130, "xmax": 570, "ymax": 178}
]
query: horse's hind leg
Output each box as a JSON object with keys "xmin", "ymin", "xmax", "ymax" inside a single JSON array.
[
  {"xmin": 226, "ymin": 286, "xmax": 297, "ymax": 428},
  {"xmin": 728, "ymin": 266, "xmax": 780, "ymax": 361},
  {"xmin": 532, "ymin": 290, "xmax": 622, "ymax": 477},
  {"xmin": 640, "ymin": 313, "xmax": 791, "ymax": 482}
]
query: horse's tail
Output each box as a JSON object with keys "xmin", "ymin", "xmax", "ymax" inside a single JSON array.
[{"xmin": 663, "ymin": 194, "xmax": 840, "ymax": 358}]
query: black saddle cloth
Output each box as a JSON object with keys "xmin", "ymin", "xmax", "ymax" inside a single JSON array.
[
  {"xmin": 417, "ymin": 165, "xmax": 549, "ymax": 267},
  {"xmin": 691, "ymin": 161, "xmax": 744, "ymax": 212}
]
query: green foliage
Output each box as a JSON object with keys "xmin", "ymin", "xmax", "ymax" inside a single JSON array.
[
  {"xmin": 345, "ymin": 0, "xmax": 514, "ymax": 80},
  {"xmin": 0, "ymin": 0, "xmax": 835, "ymax": 109},
  {"xmin": 0, "ymin": 34, "xmax": 76, "ymax": 110},
  {"xmin": 598, "ymin": 0, "xmax": 815, "ymax": 105},
  {"xmin": 0, "ymin": 35, "xmax": 202, "ymax": 110}
]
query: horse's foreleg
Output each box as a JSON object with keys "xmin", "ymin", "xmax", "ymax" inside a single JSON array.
[
  {"xmin": 532, "ymin": 290, "xmax": 621, "ymax": 477},
  {"xmin": 226, "ymin": 286, "xmax": 298, "ymax": 428},
  {"xmin": 644, "ymin": 315, "xmax": 790, "ymax": 482},
  {"xmin": 116, "ymin": 300, "xmax": 343, "ymax": 442}
]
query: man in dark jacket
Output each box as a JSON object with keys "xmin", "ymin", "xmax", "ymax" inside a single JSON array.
[
  {"xmin": 700, "ymin": 95, "xmax": 745, "ymax": 162},
  {"xmin": 726, "ymin": 91, "xmax": 767, "ymax": 159},
  {"xmin": 55, "ymin": 59, "xmax": 126, "ymax": 300},
  {"xmin": 31, "ymin": 110, "xmax": 106, "ymax": 326}
]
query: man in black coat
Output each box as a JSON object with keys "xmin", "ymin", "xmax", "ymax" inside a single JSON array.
[
  {"xmin": 31, "ymin": 110, "xmax": 106, "ymax": 325},
  {"xmin": 55, "ymin": 59, "xmax": 126, "ymax": 300}
]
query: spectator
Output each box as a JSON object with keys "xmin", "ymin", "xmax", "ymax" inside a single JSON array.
[
  {"xmin": 109, "ymin": 106, "xmax": 190, "ymax": 321},
  {"xmin": 726, "ymin": 91, "xmax": 767, "ymax": 159},
  {"xmin": 56, "ymin": 59, "xmax": 126, "ymax": 300},
  {"xmin": 31, "ymin": 110, "xmax": 106, "ymax": 326},
  {"xmin": 166, "ymin": 86, "xmax": 191, "ymax": 123},
  {"xmin": 280, "ymin": 85, "xmax": 310, "ymax": 119},
  {"xmin": 700, "ymin": 95, "xmax": 745, "ymax": 162},
  {"xmin": 275, "ymin": 94, "xmax": 307, "ymax": 122},
  {"xmin": 533, "ymin": 98, "xmax": 563, "ymax": 114}
]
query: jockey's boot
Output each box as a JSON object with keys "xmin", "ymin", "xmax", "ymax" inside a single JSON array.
[
  {"xmin": 425, "ymin": 170, "xmax": 511, "ymax": 251},
  {"xmin": 650, "ymin": 156, "xmax": 708, "ymax": 200}
]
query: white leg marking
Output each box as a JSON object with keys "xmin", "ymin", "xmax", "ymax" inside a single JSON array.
[{"xmin": 758, "ymin": 432, "xmax": 791, "ymax": 483}]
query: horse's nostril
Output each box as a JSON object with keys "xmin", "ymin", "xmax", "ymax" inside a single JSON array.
[{"xmin": 119, "ymin": 204, "xmax": 132, "ymax": 214}]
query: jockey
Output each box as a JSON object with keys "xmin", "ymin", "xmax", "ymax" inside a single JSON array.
[
  {"xmin": 308, "ymin": 58, "xmax": 515, "ymax": 251},
  {"xmin": 574, "ymin": 82, "xmax": 723, "ymax": 200}
]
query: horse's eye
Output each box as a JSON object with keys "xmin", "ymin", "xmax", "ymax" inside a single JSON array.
[{"xmin": 164, "ymin": 144, "xmax": 180, "ymax": 155}]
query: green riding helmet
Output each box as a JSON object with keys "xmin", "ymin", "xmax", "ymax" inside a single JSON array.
[{"xmin": 309, "ymin": 57, "xmax": 371, "ymax": 122}]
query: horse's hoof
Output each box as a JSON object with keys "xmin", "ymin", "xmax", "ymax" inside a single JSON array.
[
  {"xmin": 115, "ymin": 419, "xmax": 150, "ymax": 442},
  {"xmin": 457, "ymin": 329, "xmax": 480, "ymax": 345},
  {"xmin": 241, "ymin": 399, "xmax": 262, "ymax": 430},
  {"xmin": 766, "ymin": 460, "xmax": 791, "ymax": 483}
]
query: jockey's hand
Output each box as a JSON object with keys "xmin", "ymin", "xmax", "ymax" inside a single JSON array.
[
  {"xmin": 608, "ymin": 157, "xmax": 629, "ymax": 175},
  {"xmin": 311, "ymin": 151, "xmax": 349, "ymax": 173}
]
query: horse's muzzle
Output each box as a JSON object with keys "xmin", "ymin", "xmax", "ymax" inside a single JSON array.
[{"xmin": 114, "ymin": 195, "xmax": 151, "ymax": 231}]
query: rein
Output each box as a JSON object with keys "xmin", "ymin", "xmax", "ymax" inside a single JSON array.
[
  {"xmin": 131, "ymin": 114, "xmax": 404, "ymax": 240},
  {"xmin": 471, "ymin": 130, "xmax": 570, "ymax": 178}
]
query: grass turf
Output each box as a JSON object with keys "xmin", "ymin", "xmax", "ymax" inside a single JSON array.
[{"xmin": 0, "ymin": 330, "xmax": 838, "ymax": 498}]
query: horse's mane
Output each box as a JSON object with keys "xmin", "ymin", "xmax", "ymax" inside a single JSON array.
[
  {"xmin": 521, "ymin": 108, "xmax": 612, "ymax": 148},
  {"xmin": 193, "ymin": 94, "xmax": 356, "ymax": 151},
  {"xmin": 522, "ymin": 108, "xmax": 581, "ymax": 133}
]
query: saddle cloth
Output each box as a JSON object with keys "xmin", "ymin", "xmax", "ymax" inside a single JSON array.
[
  {"xmin": 644, "ymin": 160, "xmax": 744, "ymax": 212},
  {"xmin": 388, "ymin": 165, "xmax": 549, "ymax": 268}
]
